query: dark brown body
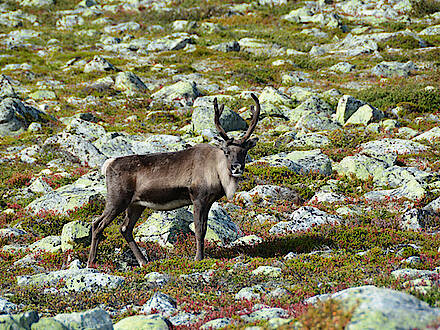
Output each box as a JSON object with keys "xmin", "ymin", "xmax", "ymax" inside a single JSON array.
[{"xmin": 88, "ymin": 144, "xmax": 239, "ymax": 267}]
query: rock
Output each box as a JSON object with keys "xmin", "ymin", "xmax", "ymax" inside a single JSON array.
[
  {"xmin": 282, "ymin": 6, "xmax": 341, "ymax": 27},
  {"xmin": 0, "ymin": 297, "xmax": 17, "ymax": 314},
  {"xmin": 391, "ymin": 268, "xmax": 437, "ymax": 280},
  {"xmin": 235, "ymin": 284, "xmax": 267, "ymax": 300},
  {"xmin": 335, "ymin": 154, "xmax": 391, "ymax": 181},
  {"xmin": 29, "ymin": 235, "xmax": 62, "ymax": 253},
  {"xmin": 61, "ymin": 220, "xmax": 91, "ymax": 251},
  {"xmin": 191, "ymin": 97, "xmax": 247, "ymax": 134},
  {"xmin": 19, "ymin": 0, "xmax": 54, "ymax": 6},
  {"xmin": 258, "ymin": 86, "xmax": 294, "ymax": 117},
  {"xmin": 84, "ymin": 56, "xmax": 117, "ymax": 73},
  {"xmin": 329, "ymin": 62, "xmax": 356, "ymax": 73},
  {"xmin": 241, "ymin": 307, "xmax": 289, "ymax": 322},
  {"xmin": 27, "ymin": 171, "xmax": 106, "ymax": 215},
  {"xmin": 413, "ymin": 127, "xmax": 440, "ymax": 143},
  {"xmin": 420, "ymin": 25, "xmax": 440, "ymax": 35},
  {"xmin": 0, "ymin": 75, "xmax": 18, "ymax": 100},
  {"xmin": 103, "ymin": 21, "xmax": 141, "ymax": 34},
  {"xmin": 29, "ymin": 90, "xmax": 56, "ymax": 100},
  {"xmin": 282, "ymin": 71, "xmax": 312, "ymax": 85},
  {"xmin": 235, "ymin": 185, "xmax": 300, "ymax": 206},
  {"xmin": 0, "ymin": 311, "xmax": 39, "ymax": 329},
  {"xmin": 309, "ymin": 285, "xmax": 440, "ymax": 329},
  {"xmin": 56, "ymin": 15, "xmax": 84, "ymax": 29},
  {"xmin": 363, "ymin": 179, "xmax": 426, "ymax": 202},
  {"xmin": 251, "ymin": 266, "xmax": 282, "ymax": 278},
  {"xmin": 255, "ymin": 149, "xmax": 332, "ymax": 176},
  {"xmin": 269, "ymin": 206, "xmax": 341, "ymax": 234},
  {"xmin": 147, "ymin": 34, "xmax": 193, "ymax": 52},
  {"xmin": 151, "ymin": 80, "xmax": 201, "ymax": 106},
  {"xmin": 239, "ymin": 38, "xmax": 286, "ymax": 57},
  {"xmin": 371, "ymin": 61, "xmax": 417, "ymax": 77},
  {"xmin": 309, "ymin": 191, "xmax": 347, "ymax": 204},
  {"xmin": 287, "ymin": 95, "xmax": 333, "ymax": 123},
  {"xmin": 44, "ymin": 132, "xmax": 107, "ymax": 167},
  {"xmin": 200, "ymin": 318, "xmax": 232, "ymax": 330},
  {"xmin": 283, "ymin": 132, "xmax": 331, "ymax": 148},
  {"xmin": 136, "ymin": 208, "xmax": 193, "ymax": 247},
  {"xmin": 373, "ymin": 166, "xmax": 433, "ymax": 188},
  {"xmin": 345, "ymin": 104, "xmax": 384, "ymax": 126},
  {"xmin": 360, "ymin": 138, "xmax": 428, "ymax": 158},
  {"xmin": 54, "ymin": 308, "xmax": 113, "ymax": 330},
  {"xmin": 228, "ymin": 235, "xmax": 263, "ymax": 247},
  {"xmin": 172, "ymin": 20, "xmax": 197, "ymax": 31},
  {"xmin": 114, "ymin": 314, "xmax": 170, "ymax": 330},
  {"xmin": 208, "ymin": 41, "xmax": 240, "ymax": 52},
  {"xmin": 0, "ymin": 97, "xmax": 47, "ymax": 136},
  {"xmin": 17, "ymin": 266, "xmax": 124, "ymax": 292},
  {"xmin": 424, "ymin": 196, "xmax": 440, "ymax": 214},
  {"xmin": 64, "ymin": 118, "xmax": 106, "ymax": 142},
  {"xmin": 114, "ymin": 71, "xmax": 147, "ymax": 95},
  {"xmin": 141, "ymin": 292, "xmax": 177, "ymax": 317},
  {"xmin": 189, "ymin": 203, "xmax": 242, "ymax": 245},
  {"xmin": 400, "ymin": 208, "xmax": 437, "ymax": 230},
  {"xmin": 144, "ymin": 272, "xmax": 170, "ymax": 286},
  {"xmin": 335, "ymin": 95, "xmax": 367, "ymax": 125},
  {"xmin": 0, "ymin": 227, "xmax": 27, "ymax": 238},
  {"xmin": 31, "ymin": 317, "xmax": 67, "ymax": 329}
]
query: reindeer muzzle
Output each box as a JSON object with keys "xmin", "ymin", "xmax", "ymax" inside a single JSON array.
[{"xmin": 231, "ymin": 163, "xmax": 244, "ymax": 177}]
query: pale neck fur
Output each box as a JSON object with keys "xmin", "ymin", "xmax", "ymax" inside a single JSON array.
[{"xmin": 216, "ymin": 150, "xmax": 239, "ymax": 200}]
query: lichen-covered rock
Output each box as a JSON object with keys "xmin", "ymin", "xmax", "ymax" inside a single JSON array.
[
  {"xmin": 53, "ymin": 308, "xmax": 113, "ymax": 330},
  {"xmin": 61, "ymin": 220, "xmax": 91, "ymax": 251},
  {"xmin": 84, "ymin": 55, "xmax": 117, "ymax": 73},
  {"xmin": 270, "ymin": 206, "xmax": 341, "ymax": 234},
  {"xmin": 371, "ymin": 61, "xmax": 417, "ymax": 77},
  {"xmin": 56, "ymin": 15, "xmax": 84, "ymax": 29},
  {"xmin": 251, "ymin": 266, "xmax": 282, "ymax": 278},
  {"xmin": 335, "ymin": 154, "xmax": 391, "ymax": 181},
  {"xmin": 114, "ymin": 314, "xmax": 170, "ymax": 330},
  {"xmin": 286, "ymin": 95, "xmax": 333, "ymax": 123},
  {"xmin": 189, "ymin": 203, "xmax": 242, "ymax": 245},
  {"xmin": 373, "ymin": 166, "xmax": 433, "ymax": 188},
  {"xmin": 228, "ymin": 235, "xmax": 263, "ymax": 247},
  {"xmin": 17, "ymin": 266, "xmax": 124, "ymax": 292},
  {"xmin": 151, "ymin": 80, "xmax": 201, "ymax": 106},
  {"xmin": 361, "ymin": 138, "xmax": 428, "ymax": 158},
  {"xmin": 64, "ymin": 118, "xmax": 106, "ymax": 142},
  {"xmin": 400, "ymin": 208, "xmax": 436, "ymax": 230},
  {"xmin": 238, "ymin": 38, "xmax": 286, "ymax": 57},
  {"xmin": 200, "ymin": 318, "xmax": 232, "ymax": 330},
  {"xmin": 258, "ymin": 86, "xmax": 294, "ymax": 117},
  {"xmin": 235, "ymin": 185, "xmax": 300, "ymax": 206},
  {"xmin": 0, "ymin": 227, "xmax": 27, "ymax": 238},
  {"xmin": 335, "ymin": 95, "xmax": 367, "ymax": 125},
  {"xmin": 141, "ymin": 292, "xmax": 177, "ymax": 317},
  {"xmin": 345, "ymin": 104, "xmax": 384, "ymax": 126},
  {"xmin": 192, "ymin": 97, "xmax": 247, "ymax": 134},
  {"xmin": 329, "ymin": 62, "xmax": 356, "ymax": 73},
  {"xmin": 235, "ymin": 284, "xmax": 267, "ymax": 300},
  {"xmin": 208, "ymin": 41, "xmax": 240, "ymax": 52},
  {"xmin": 413, "ymin": 127, "xmax": 440, "ymax": 143},
  {"xmin": 135, "ymin": 208, "xmax": 193, "ymax": 247},
  {"xmin": 29, "ymin": 90, "xmax": 56, "ymax": 100},
  {"xmin": 144, "ymin": 272, "xmax": 171, "ymax": 286},
  {"xmin": 103, "ymin": 21, "xmax": 141, "ymax": 34},
  {"xmin": 309, "ymin": 285, "xmax": 440, "ymax": 329},
  {"xmin": 0, "ymin": 297, "xmax": 17, "ymax": 314},
  {"xmin": 0, "ymin": 74, "xmax": 17, "ymax": 100},
  {"xmin": 364, "ymin": 180, "xmax": 426, "ymax": 202},
  {"xmin": 114, "ymin": 71, "xmax": 147, "ymax": 95},
  {"xmin": 147, "ymin": 34, "xmax": 193, "ymax": 52},
  {"xmin": 27, "ymin": 171, "xmax": 106, "ymax": 215},
  {"xmin": 29, "ymin": 235, "xmax": 62, "ymax": 253},
  {"xmin": 31, "ymin": 317, "xmax": 67, "ymax": 330},
  {"xmin": 255, "ymin": 149, "xmax": 332, "ymax": 176},
  {"xmin": 0, "ymin": 311, "xmax": 39, "ymax": 329},
  {"xmin": 241, "ymin": 307, "xmax": 289, "ymax": 322}
]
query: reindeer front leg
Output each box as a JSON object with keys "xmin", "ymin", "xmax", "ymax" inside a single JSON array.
[{"xmin": 192, "ymin": 200, "xmax": 211, "ymax": 261}]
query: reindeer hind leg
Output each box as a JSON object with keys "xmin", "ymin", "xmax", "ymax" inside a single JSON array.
[{"xmin": 120, "ymin": 204, "xmax": 148, "ymax": 267}]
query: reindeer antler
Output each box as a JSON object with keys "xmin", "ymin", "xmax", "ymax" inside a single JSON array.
[
  {"xmin": 213, "ymin": 97, "xmax": 230, "ymax": 141},
  {"xmin": 239, "ymin": 93, "xmax": 260, "ymax": 143}
]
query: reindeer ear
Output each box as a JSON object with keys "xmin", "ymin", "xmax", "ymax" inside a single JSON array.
[{"xmin": 244, "ymin": 137, "xmax": 258, "ymax": 149}]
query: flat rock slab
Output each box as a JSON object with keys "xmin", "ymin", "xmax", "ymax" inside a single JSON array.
[
  {"xmin": 360, "ymin": 138, "xmax": 428, "ymax": 158},
  {"xmin": 114, "ymin": 314, "xmax": 170, "ymax": 330},
  {"xmin": 254, "ymin": 149, "xmax": 332, "ymax": 176},
  {"xmin": 54, "ymin": 308, "xmax": 113, "ymax": 330},
  {"xmin": 269, "ymin": 206, "xmax": 341, "ymax": 234},
  {"xmin": 26, "ymin": 171, "xmax": 105, "ymax": 215},
  {"xmin": 308, "ymin": 285, "xmax": 440, "ymax": 329},
  {"xmin": 17, "ymin": 267, "xmax": 124, "ymax": 292}
]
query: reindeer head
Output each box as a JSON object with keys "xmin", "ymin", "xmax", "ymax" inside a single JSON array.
[{"xmin": 214, "ymin": 93, "xmax": 260, "ymax": 178}]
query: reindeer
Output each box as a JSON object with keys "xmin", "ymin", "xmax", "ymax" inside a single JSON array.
[{"xmin": 87, "ymin": 94, "xmax": 260, "ymax": 267}]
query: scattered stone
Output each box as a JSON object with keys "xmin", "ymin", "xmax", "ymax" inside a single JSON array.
[
  {"xmin": 235, "ymin": 185, "xmax": 300, "ymax": 206},
  {"xmin": 200, "ymin": 318, "xmax": 232, "ymax": 330},
  {"xmin": 208, "ymin": 41, "xmax": 240, "ymax": 52},
  {"xmin": 114, "ymin": 71, "xmax": 147, "ymax": 95},
  {"xmin": 0, "ymin": 227, "xmax": 27, "ymax": 238},
  {"xmin": 329, "ymin": 62, "xmax": 356, "ymax": 73},
  {"xmin": 371, "ymin": 61, "xmax": 417, "ymax": 78},
  {"xmin": 309, "ymin": 285, "xmax": 440, "ymax": 329},
  {"xmin": 363, "ymin": 179, "xmax": 426, "ymax": 202},
  {"xmin": 61, "ymin": 220, "xmax": 91, "ymax": 251},
  {"xmin": 56, "ymin": 15, "xmax": 84, "ymax": 29},
  {"xmin": 0, "ymin": 311, "xmax": 39, "ymax": 329},
  {"xmin": 270, "ymin": 206, "xmax": 341, "ymax": 234},
  {"xmin": 104, "ymin": 21, "xmax": 141, "ymax": 34},
  {"xmin": 235, "ymin": 284, "xmax": 267, "ymax": 300},
  {"xmin": 141, "ymin": 292, "xmax": 177, "ymax": 317},
  {"xmin": 251, "ymin": 266, "xmax": 282, "ymax": 278},
  {"xmin": 400, "ymin": 208, "xmax": 437, "ymax": 230},
  {"xmin": 147, "ymin": 34, "xmax": 194, "ymax": 52},
  {"xmin": 114, "ymin": 314, "xmax": 171, "ymax": 330},
  {"xmin": 0, "ymin": 297, "xmax": 17, "ymax": 314},
  {"xmin": 84, "ymin": 55, "xmax": 117, "ymax": 73},
  {"xmin": 413, "ymin": 127, "xmax": 440, "ymax": 143},
  {"xmin": 360, "ymin": 138, "xmax": 428, "ymax": 158},
  {"xmin": 152, "ymin": 80, "xmax": 201, "ymax": 106},
  {"xmin": 29, "ymin": 235, "xmax": 62, "ymax": 253},
  {"xmin": 258, "ymin": 86, "xmax": 294, "ymax": 117},
  {"xmin": 54, "ymin": 308, "xmax": 113, "ymax": 330},
  {"xmin": 241, "ymin": 307, "xmax": 289, "ymax": 322}
]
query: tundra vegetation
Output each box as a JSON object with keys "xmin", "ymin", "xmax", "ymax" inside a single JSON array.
[{"xmin": 1, "ymin": 0, "xmax": 440, "ymax": 328}]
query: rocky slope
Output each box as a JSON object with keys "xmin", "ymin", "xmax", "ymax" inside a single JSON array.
[{"xmin": 1, "ymin": 0, "xmax": 440, "ymax": 328}]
